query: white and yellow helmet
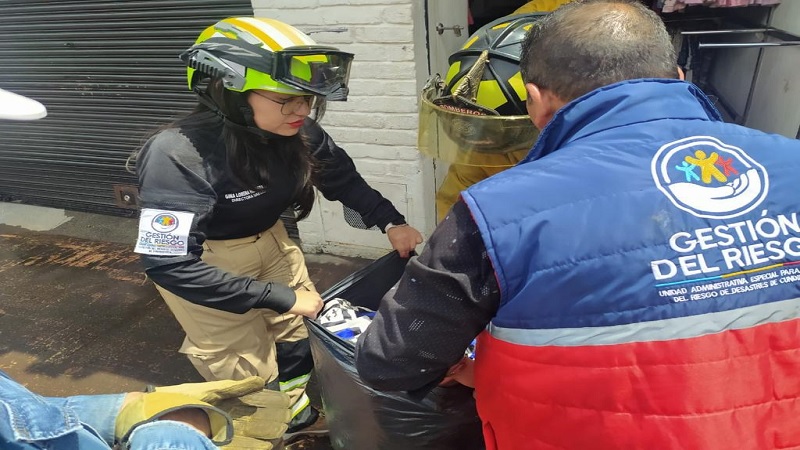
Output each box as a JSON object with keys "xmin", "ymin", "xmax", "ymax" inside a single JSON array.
[{"xmin": 180, "ymin": 17, "xmax": 354, "ymax": 100}]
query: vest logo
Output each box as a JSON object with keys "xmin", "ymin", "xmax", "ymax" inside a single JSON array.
[
  {"xmin": 651, "ymin": 136, "xmax": 768, "ymax": 219},
  {"xmin": 151, "ymin": 213, "xmax": 179, "ymax": 233}
]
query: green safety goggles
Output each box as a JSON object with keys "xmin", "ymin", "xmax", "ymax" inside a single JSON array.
[{"xmin": 181, "ymin": 38, "xmax": 354, "ymax": 100}]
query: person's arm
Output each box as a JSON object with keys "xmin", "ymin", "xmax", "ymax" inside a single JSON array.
[
  {"xmin": 354, "ymin": 199, "xmax": 500, "ymax": 392},
  {"xmin": 304, "ymin": 122, "xmax": 405, "ymax": 231},
  {"xmin": 136, "ymin": 130, "xmax": 296, "ymax": 314},
  {"xmin": 304, "ymin": 122, "xmax": 424, "ymax": 256}
]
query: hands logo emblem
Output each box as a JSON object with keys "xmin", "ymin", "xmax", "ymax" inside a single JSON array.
[
  {"xmin": 152, "ymin": 213, "xmax": 179, "ymax": 233},
  {"xmin": 651, "ymin": 136, "xmax": 768, "ymax": 219}
]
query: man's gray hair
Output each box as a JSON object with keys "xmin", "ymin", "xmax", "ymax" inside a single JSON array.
[{"xmin": 520, "ymin": 0, "xmax": 678, "ymax": 102}]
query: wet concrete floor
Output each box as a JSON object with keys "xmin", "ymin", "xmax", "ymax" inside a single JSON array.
[{"xmin": 0, "ymin": 219, "xmax": 370, "ymax": 449}]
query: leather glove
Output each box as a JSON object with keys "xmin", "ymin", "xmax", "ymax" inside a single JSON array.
[
  {"xmin": 149, "ymin": 376, "xmax": 292, "ymax": 450},
  {"xmin": 114, "ymin": 392, "xmax": 233, "ymax": 448},
  {"xmin": 149, "ymin": 376, "xmax": 266, "ymax": 403}
]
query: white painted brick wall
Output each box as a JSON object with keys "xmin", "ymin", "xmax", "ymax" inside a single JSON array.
[{"xmin": 251, "ymin": 0, "xmax": 431, "ymax": 258}]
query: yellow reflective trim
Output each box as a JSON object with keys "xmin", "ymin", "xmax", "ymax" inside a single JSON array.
[
  {"xmin": 290, "ymin": 393, "xmax": 311, "ymax": 418},
  {"xmin": 491, "ymin": 22, "xmax": 511, "ymax": 30},
  {"xmin": 508, "ymin": 71, "xmax": 526, "ymax": 101},
  {"xmin": 197, "ymin": 25, "xmax": 218, "ymax": 42},
  {"xmin": 257, "ymin": 18, "xmax": 311, "ymax": 46},
  {"xmin": 475, "ymin": 79, "xmax": 506, "ymax": 110},
  {"xmin": 444, "ymin": 60, "xmax": 461, "ymax": 85},
  {"xmin": 219, "ymin": 30, "xmax": 238, "ymax": 39},
  {"xmin": 462, "ymin": 35, "xmax": 479, "ymax": 49},
  {"xmin": 279, "ymin": 373, "xmax": 311, "ymax": 392},
  {"xmin": 513, "ymin": 0, "xmax": 573, "ymax": 14},
  {"xmin": 226, "ymin": 17, "xmax": 283, "ymax": 51}
]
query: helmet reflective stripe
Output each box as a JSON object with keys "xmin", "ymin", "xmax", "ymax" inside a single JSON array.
[
  {"xmin": 444, "ymin": 13, "xmax": 547, "ymax": 116},
  {"xmin": 213, "ymin": 20, "xmax": 273, "ymax": 47},
  {"xmin": 245, "ymin": 17, "xmax": 315, "ymax": 46},
  {"xmin": 514, "ymin": 0, "xmax": 573, "ymax": 14},
  {"xmin": 444, "ymin": 61, "xmax": 461, "ymax": 86},
  {"xmin": 183, "ymin": 16, "xmax": 352, "ymax": 99},
  {"xmin": 196, "ymin": 24, "xmax": 221, "ymax": 43},
  {"xmin": 476, "ymin": 80, "xmax": 507, "ymax": 111},
  {"xmin": 226, "ymin": 17, "xmax": 314, "ymax": 50},
  {"xmin": 507, "ymin": 72, "xmax": 525, "ymax": 103},
  {"xmin": 462, "ymin": 35, "xmax": 480, "ymax": 49},
  {"xmin": 186, "ymin": 16, "xmax": 318, "ymax": 95},
  {"xmin": 221, "ymin": 18, "xmax": 283, "ymax": 50}
]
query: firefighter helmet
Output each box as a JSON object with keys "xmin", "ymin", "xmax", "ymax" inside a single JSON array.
[
  {"xmin": 418, "ymin": 13, "xmax": 546, "ymax": 160},
  {"xmin": 442, "ymin": 13, "xmax": 547, "ymax": 116},
  {"xmin": 180, "ymin": 17, "xmax": 354, "ymax": 100}
]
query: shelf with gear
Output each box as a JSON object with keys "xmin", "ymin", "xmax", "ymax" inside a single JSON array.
[
  {"xmin": 425, "ymin": 0, "xmax": 797, "ymax": 222},
  {"xmin": 656, "ymin": 6, "xmax": 798, "ymax": 134}
]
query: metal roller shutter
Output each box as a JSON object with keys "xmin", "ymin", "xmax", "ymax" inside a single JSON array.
[{"xmin": 0, "ymin": 0, "xmax": 299, "ymax": 238}]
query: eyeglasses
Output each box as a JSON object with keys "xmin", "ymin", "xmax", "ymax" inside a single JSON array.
[{"xmin": 251, "ymin": 91, "xmax": 319, "ymax": 115}]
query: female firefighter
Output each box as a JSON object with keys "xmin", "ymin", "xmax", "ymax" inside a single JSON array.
[{"xmin": 133, "ymin": 17, "xmax": 422, "ymax": 436}]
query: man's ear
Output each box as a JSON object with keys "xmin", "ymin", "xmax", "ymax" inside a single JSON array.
[
  {"xmin": 677, "ymin": 66, "xmax": 686, "ymax": 81},
  {"xmin": 525, "ymin": 82, "xmax": 562, "ymax": 130}
]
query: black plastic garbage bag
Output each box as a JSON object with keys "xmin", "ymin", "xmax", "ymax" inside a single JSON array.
[{"xmin": 306, "ymin": 251, "xmax": 484, "ymax": 450}]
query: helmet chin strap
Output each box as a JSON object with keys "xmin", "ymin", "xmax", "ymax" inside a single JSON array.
[
  {"xmin": 235, "ymin": 103, "xmax": 288, "ymax": 140},
  {"xmin": 194, "ymin": 86, "xmax": 288, "ymax": 140},
  {"xmin": 223, "ymin": 115, "xmax": 287, "ymax": 141}
]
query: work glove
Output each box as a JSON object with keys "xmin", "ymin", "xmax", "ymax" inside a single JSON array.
[
  {"xmin": 148, "ymin": 376, "xmax": 293, "ymax": 450},
  {"xmin": 114, "ymin": 391, "xmax": 233, "ymax": 449}
]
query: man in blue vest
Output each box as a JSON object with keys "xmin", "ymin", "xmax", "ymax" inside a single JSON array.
[{"xmin": 356, "ymin": 1, "xmax": 800, "ymax": 448}]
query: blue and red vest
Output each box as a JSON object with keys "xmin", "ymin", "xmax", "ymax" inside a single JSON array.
[{"xmin": 462, "ymin": 79, "xmax": 800, "ymax": 449}]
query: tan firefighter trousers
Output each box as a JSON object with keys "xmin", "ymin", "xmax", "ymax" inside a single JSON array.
[{"xmin": 154, "ymin": 220, "xmax": 316, "ymax": 414}]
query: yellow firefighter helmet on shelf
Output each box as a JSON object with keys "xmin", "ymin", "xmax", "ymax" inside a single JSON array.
[{"xmin": 418, "ymin": 13, "xmax": 546, "ymax": 164}]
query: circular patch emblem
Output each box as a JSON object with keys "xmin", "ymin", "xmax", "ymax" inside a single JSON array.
[
  {"xmin": 151, "ymin": 213, "xmax": 179, "ymax": 233},
  {"xmin": 651, "ymin": 136, "xmax": 768, "ymax": 219}
]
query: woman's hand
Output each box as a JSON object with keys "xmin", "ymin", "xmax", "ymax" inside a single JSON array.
[
  {"xmin": 288, "ymin": 290, "xmax": 324, "ymax": 318},
  {"xmin": 387, "ymin": 225, "xmax": 424, "ymax": 258}
]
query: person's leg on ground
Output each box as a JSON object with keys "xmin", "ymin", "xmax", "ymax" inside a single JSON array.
[
  {"xmin": 125, "ymin": 421, "xmax": 217, "ymax": 450},
  {"xmin": 52, "ymin": 393, "xmax": 126, "ymax": 446},
  {"xmin": 0, "ymin": 370, "xmax": 114, "ymax": 450}
]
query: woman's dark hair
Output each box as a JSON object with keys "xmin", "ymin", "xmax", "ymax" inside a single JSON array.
[{"xmin": 156, "ymin": 78, "xmax": 321, "ymax": 220}]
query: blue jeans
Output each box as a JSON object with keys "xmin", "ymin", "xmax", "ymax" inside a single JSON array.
[{"xmin": 0, "ymin": 370, "xmax": 217, "ymax": 450}]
